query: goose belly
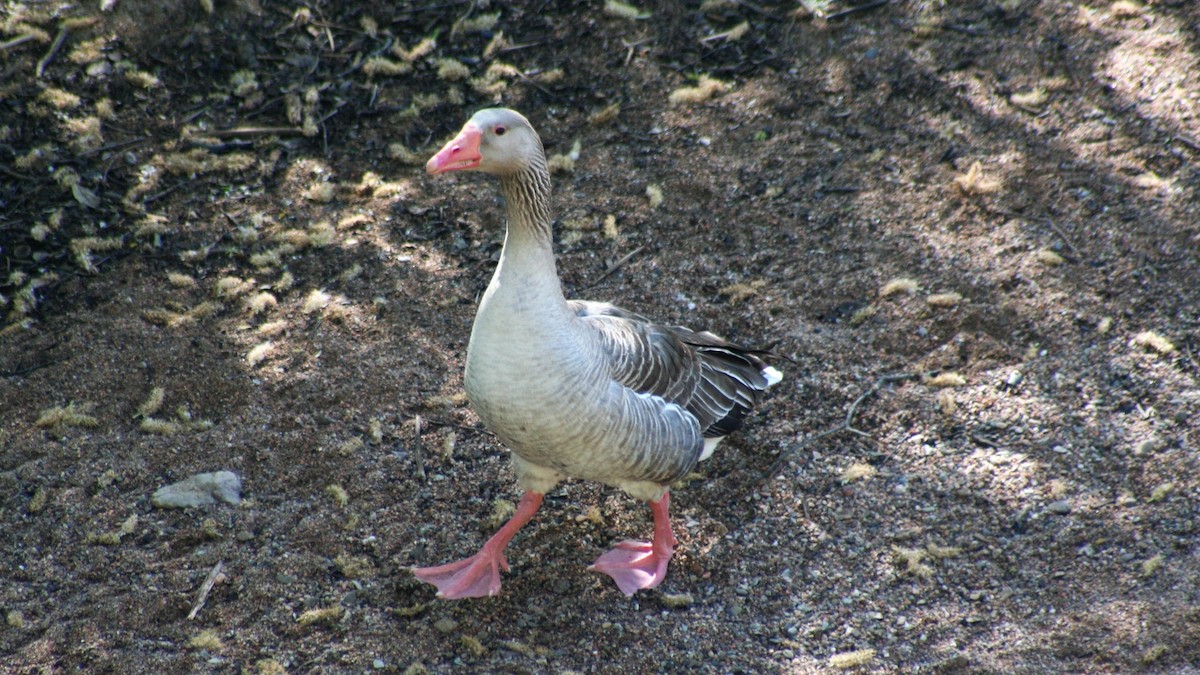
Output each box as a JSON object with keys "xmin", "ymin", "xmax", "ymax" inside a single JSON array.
[{"xmin": 464, "ymin": 335, "xmax": 703, "ymax": 487}]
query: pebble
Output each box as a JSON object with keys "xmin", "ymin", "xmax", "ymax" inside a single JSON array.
[
  {"xmin": 1047, "ymin": 500, "xmax": 1072, "ymax": 515},
  {"xmin": 433, "ymin": 618, "xmax": 458, "ymax": 634},
  {"xmin": 151, "ymin": 471, "xmax": 242, "ymax": 508},
  {"xmin": 86, "ymin": 61, "xmax": 111, "ymax": 78}
]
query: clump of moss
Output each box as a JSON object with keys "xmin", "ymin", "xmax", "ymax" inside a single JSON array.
[
  {"xmin": 27, "ymin": 487, "xmax": 48, "ymax": 514},
  {"xmin": 334, "ymin": 553, "xmax": 376, "ymax": 579},
  {"xmin": 6, "ymin": 610, "xmax": 26, "ymax": 628},
  {"xmin": 460, "ymin": 635, "xmax": 487, "ymax": 657},
  {"xmin": 229, "ymin": 70, "xmax": 258, "ymax": 98},
  {"xmin": 325, "ymin": 484, "xmax": 349, "ymax": 507},
  {"xmin": 187, "ymin": 629, "xmax": 224, "ymax": 652},
  {"xmin": 1140, "ymin": 553, "xmax": 1163, "ymax": 578}
]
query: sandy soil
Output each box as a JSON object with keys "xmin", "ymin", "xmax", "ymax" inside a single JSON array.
[{"xmin": 2, "ymin": 1, "xmax": 1199, "ymax": 672}]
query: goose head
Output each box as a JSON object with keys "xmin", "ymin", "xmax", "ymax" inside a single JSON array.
[{"xmin": 426, "ymin": 108, "xmax": 543, "ymax": 178}]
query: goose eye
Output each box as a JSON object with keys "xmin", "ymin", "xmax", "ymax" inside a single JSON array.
[{"xmin": 494, "ymin": 125, "xmax": 507, "ymax": 136}]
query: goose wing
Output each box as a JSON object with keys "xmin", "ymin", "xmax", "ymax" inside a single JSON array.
[{"xmin": 570, "ymin": 300, "xmax": 776, "ymax": 440}]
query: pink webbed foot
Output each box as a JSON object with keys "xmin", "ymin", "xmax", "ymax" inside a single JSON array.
[
  {"xmin": 590, "ymin": 540, "xmax": 673, "ymax": 596},
  {"xmin": 411, "ymin": 550, "xmax": 508, "ymax": 599},
  {"xmin": 589, "ymin": 492, "xmax": 679, "ymax": 596},
  {"xmin": 410, "ymin": 491, "xmax": 544, "ymax": 600}
]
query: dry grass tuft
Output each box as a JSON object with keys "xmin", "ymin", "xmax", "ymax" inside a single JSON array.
[
  {"xmin": 1035, "ymin": 249, "xmax": 1065, "ymax": 266},
  {"xmin": 296, "ymin": 606, "xmax": 343, "ymax": 626},
  {"xmin": 879, "ymin": 277, "xmax": 919, "ymax": 297},
  {"xmin": 839, "ymin": 463, "xmax": 877, "ymax": 483},
  {"xmin": 36, "ymin": 402, "xmax": 100, "ymax": 431},
  {"xmin": 829, "ymin": 648, "xmax": 876, "ymax": 669},
  {"xmin": 246, "ymin": 341, "xmax": 274, "ymax": 367},
  {"xmin": 39, "ymin": 87, "xmax": 81, "ymax": 110},
  {"xmin": 589, "ymin": 103, "xmax": 621, "ymax": 126},
  {"xmin": 646, "ymin": 184, "xmax": 664, "ymax": 208},
  {"xmin": 1140, "ymin": 554, "xmax": 1163, "ymax": 578},
  {"xmin": 1010, "ymin": 88, "xmax": 1048, "ymax": 108},
  {"xmin": 924, "ymin": 371, "xmax": 967, "ymax": 388},
  {"xmin": 452, "ymin": 11, "xmax": 500, "ymax": 34},
  {"xmin": 188, "ymin": 629, "xmax": 224, "ymax": 652},
  {"xmin": 435, "ymin": 58, "xmax": 471, "ymax": 81},
  {"xmin": 669, "ymin": 75, "xmax": 728, "ymax": 105},
  {"xmin": 604, "ymin": 0, "xmax": 650, "ymax": 20},
  {"xmin": 1131, "ymin": 331, "xmax": 1175, "ymax": 355},
  {"xmin": 953, "ymin": 161, "xmax": 1003, "ymax": 195},
  {"xmin": 720, "ymin": 279, "xmax": 767, "ymax": 304},
  {"xmin": 362, "ymin": 57, "xmax": 411, "ymax": 77},
  {"xmin": 926, "ymin": 292, "xmax": 963, "ymax": 308}
]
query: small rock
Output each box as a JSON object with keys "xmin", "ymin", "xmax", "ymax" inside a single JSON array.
[
  {"xmin": 1005, "ymin": 371, "xmax": 1023, "ymax": 387},
  {"xmin": 1047, "ymin": 499, "xmax": 1072, "ymax": 515},
  {"xmin": 433, "ymin": 618, "xmax": 458, "ymax": 634},
  {"xmin": 151, "ymin": 471, "xmax": 242, "ymax": 509},
  {"xmin": 86, "ymin": 61, "xmax": 112, "ymax": 78}
]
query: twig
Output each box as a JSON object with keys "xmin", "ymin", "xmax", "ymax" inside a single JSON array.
[
  {"xmin": 987, "ymin": 207, "xmax": 1081, "ymax": 259},
  {"xmin": 78, "ymin": 136, "xmax": 151, "ymax": 158},
  {"xmin": 187, "ymin": 560, "xmax": 224, "ymax": 620},
  {"xmin": 1172, "ymin": 135, "xmax": 1200, "ymax": 152},
  {"xmin": 208, "ymin": 126, "xmax": 306, "ymax": 138},
  {"xmin": 825, "ymin": 0, "xmax": 889, "ymax": 21},
  {"xmin": 0, "ymin": 357, "xmax": 62, "ymax": 377},
  {"xmin": 766, "ymin": 371, "xmax": 917, "ymax": 479},
  {"xmin": 36, "ymin": 26, "xmax": 69, "ymax": 78},
  {"xmin": 0, "ymin": 34, "xmax": 39, "ymax": 51},
  {"xmin": 0, "ymin": 165, "xmax": 35, "ymax": 181},
  {"xmin": 843, "ymin": 372, "xmax": 916, "ymax": 435},
  {"xmin": 412, "ymin": 415, "xmax": 426, "ymax": 482},
  {"xmin": 585, "ymin": 245, "xmax": 645, "ymax": 289},
  {"xmin": 1042, "ymin": 218, "xmax": 1081, "ymax": 258}
]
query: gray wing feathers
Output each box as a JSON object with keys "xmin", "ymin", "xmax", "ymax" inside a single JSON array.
[{"xmin": 571, "ymin": 300, "xmax": 776, "ymax": 443}]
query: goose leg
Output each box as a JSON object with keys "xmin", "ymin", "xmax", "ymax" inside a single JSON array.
[
  {"xmin": 589, "ymin": 491, "xmax": 678, "ymax": 596},
  {"xmin": 411, "ymin": 490, "xmax": 543, "ymax": 599}
]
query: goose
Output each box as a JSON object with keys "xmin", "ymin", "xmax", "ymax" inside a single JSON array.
[{"xmin": 412, "ymin": 108, "xmax": 781, "ymax": 599}]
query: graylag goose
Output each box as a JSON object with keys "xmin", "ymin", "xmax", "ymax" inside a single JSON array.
[{"xmin": 412, "ymin": 108, "xmax": 781, "ymax": 599}]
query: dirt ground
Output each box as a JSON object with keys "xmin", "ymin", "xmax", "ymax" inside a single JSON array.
[{"xmin": 3, "ymin": 0, "xmax": 1199, "ymax": 672}]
